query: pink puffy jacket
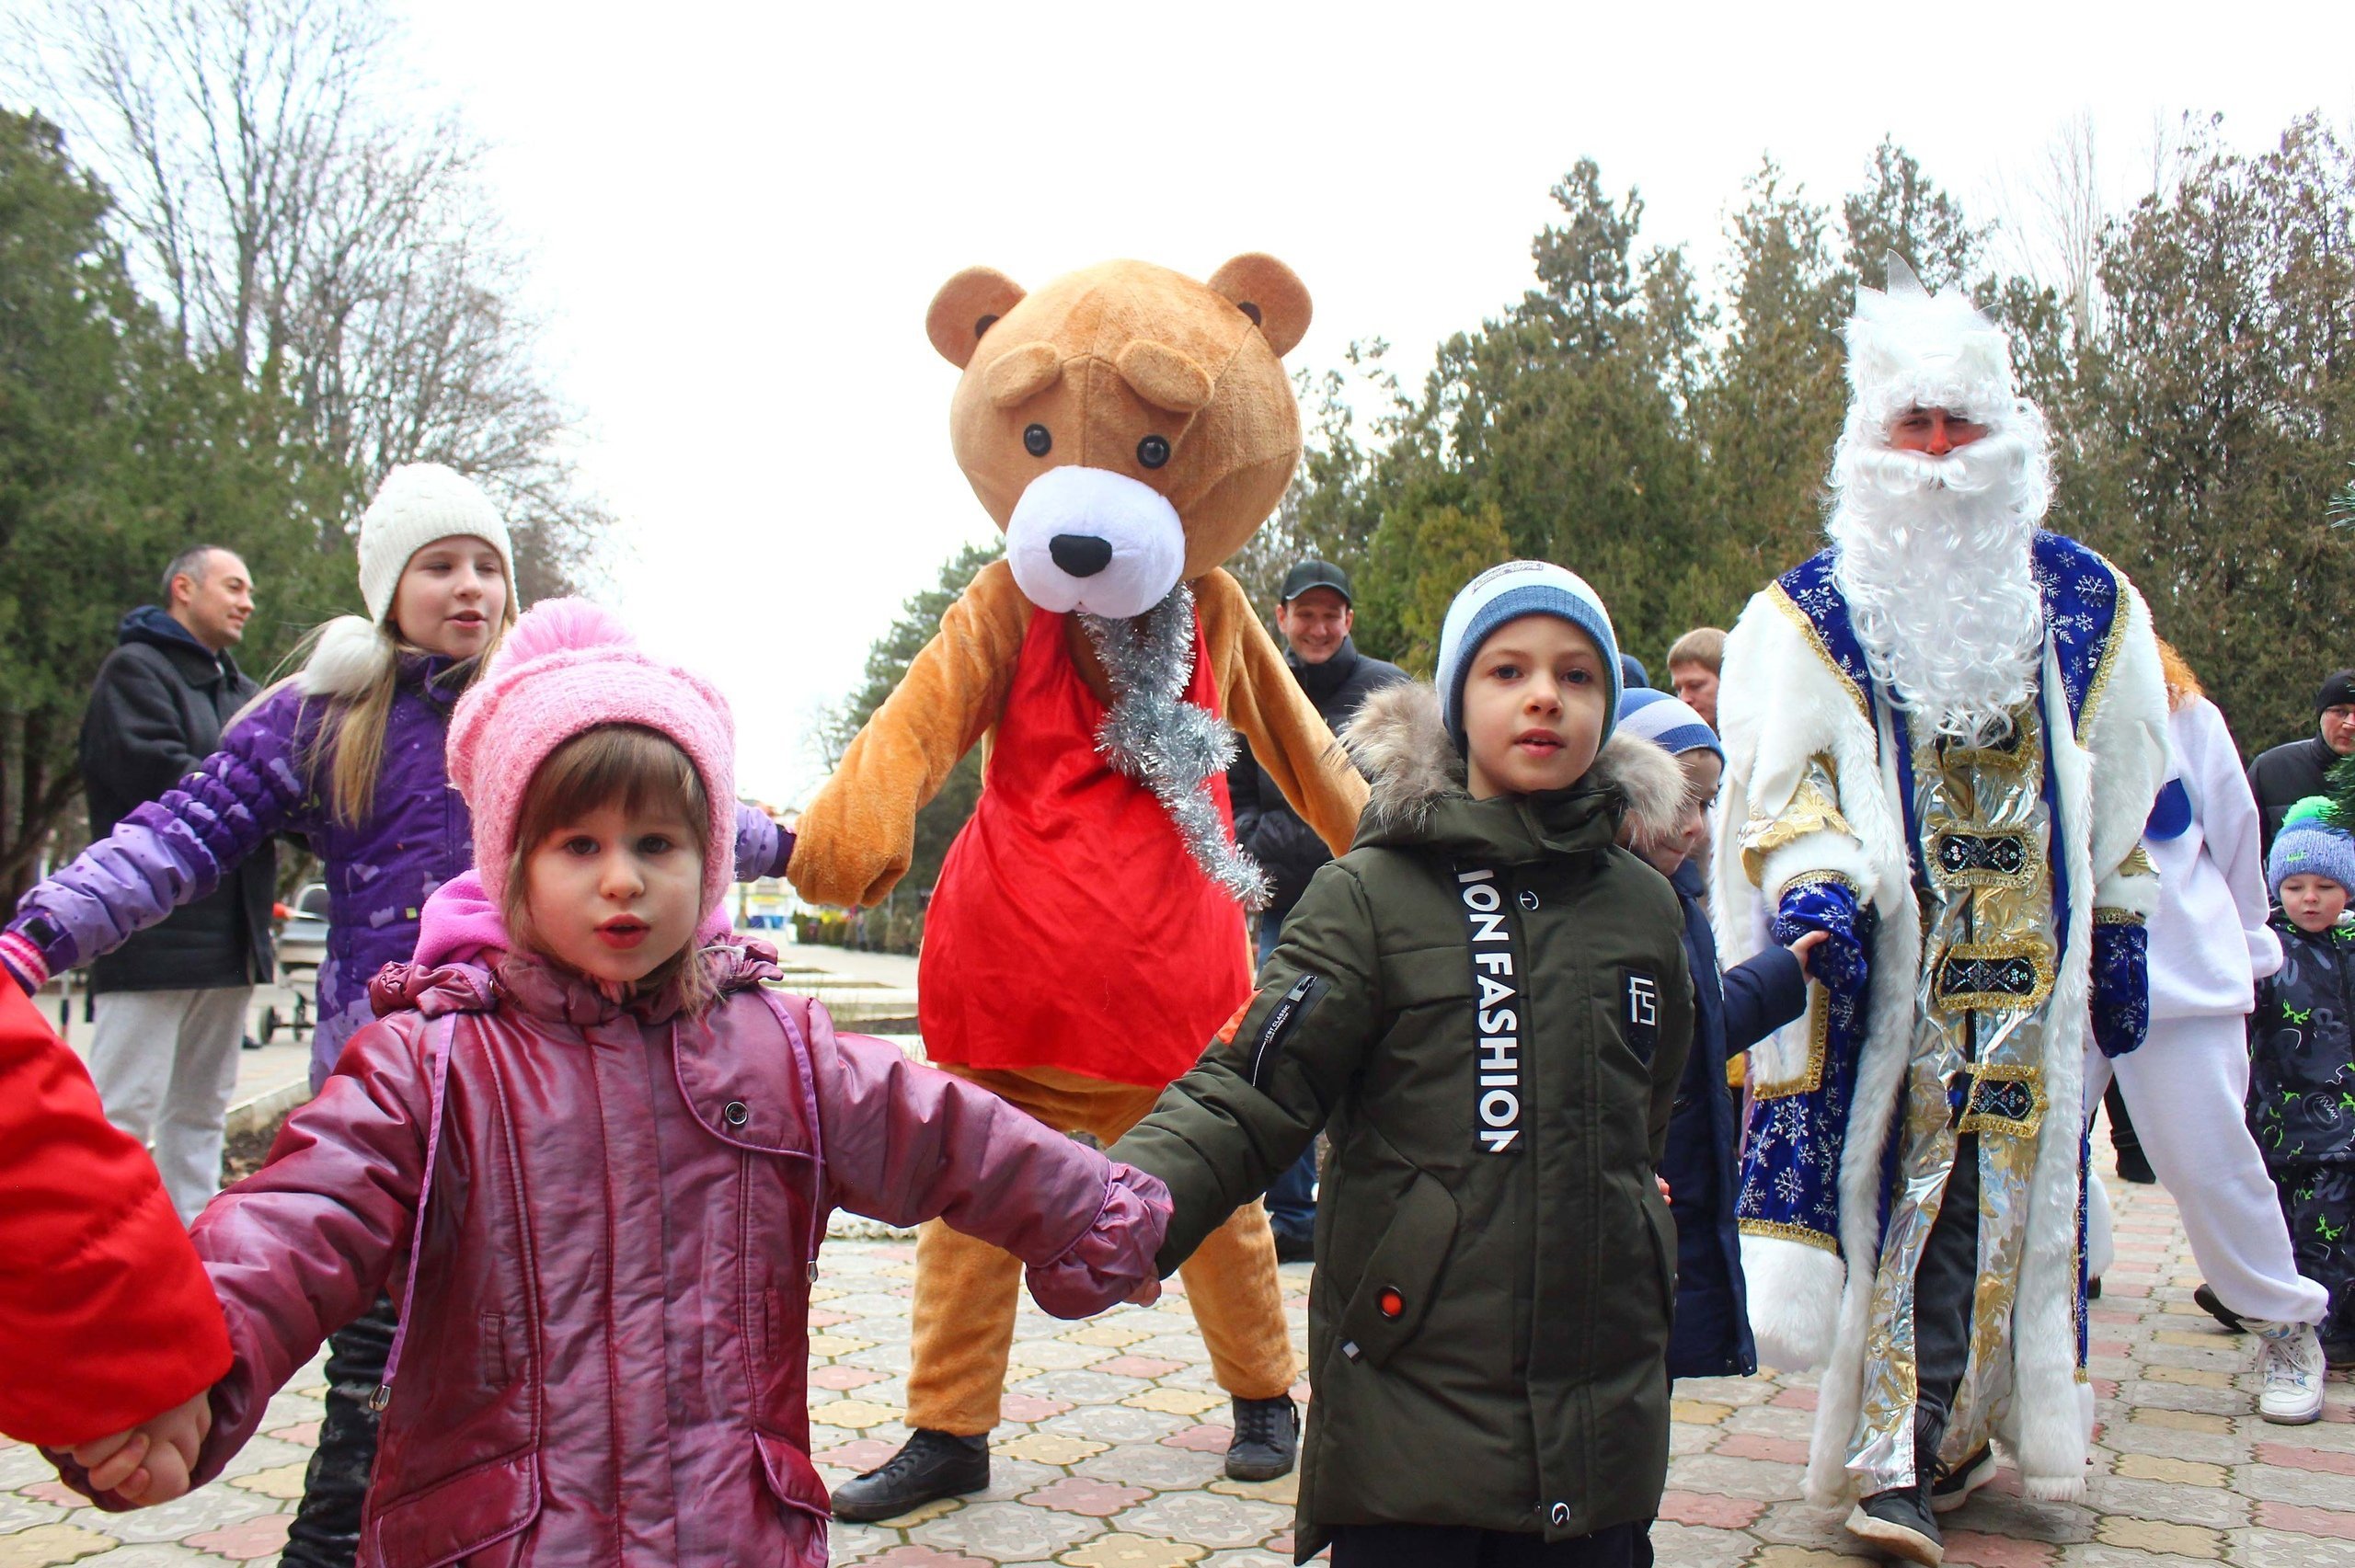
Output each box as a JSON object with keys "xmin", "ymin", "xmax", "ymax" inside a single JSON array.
[{"xmin": 164, "ymin": 941, "xmax": 1167, "ymax": 1566}]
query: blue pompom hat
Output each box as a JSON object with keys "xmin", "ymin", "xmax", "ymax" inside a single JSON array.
[
  {"xmin": 1435, "ymin": 561, "xmax": 1622, "ymax": 754},
  {"xmin": 2266, "ymin": 796, "xmax": 2355, "ymax": 900}
]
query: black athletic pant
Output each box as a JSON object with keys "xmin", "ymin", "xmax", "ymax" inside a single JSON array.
[
  {"xmin": 280, "ymin": 1294, "xmax": 395, "ymax": 1568},
  {"xmin": 1333, "ymin": 1520, "xmax": 1639, "ymax": 1567},
  {"xmin": 1905, "ymin": 1130, "xmax": 1982, "ymax": 1481}
]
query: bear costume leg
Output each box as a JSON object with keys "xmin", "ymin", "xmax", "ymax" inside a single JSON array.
[{"xmin": 903, "ymin": 1063, "xmax": 1296, "ymax": 1427}]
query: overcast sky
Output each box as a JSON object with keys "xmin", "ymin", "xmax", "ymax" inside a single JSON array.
[{"xmin": 388, "ymin": 0, "xmax": 2355, "ymax": 806}]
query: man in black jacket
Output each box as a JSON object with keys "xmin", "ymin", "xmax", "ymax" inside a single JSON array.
[
  {"xmin": 75, "ymin": 544, "xmax": 273, "ymax": 1222},
  {"xmin": 2249, "ymin": 670, "xmax": 2355, "ymax": 854},
  {"xmin": 1226, "ymin": 559, "xmax": 1405, "ymax": 1260}
]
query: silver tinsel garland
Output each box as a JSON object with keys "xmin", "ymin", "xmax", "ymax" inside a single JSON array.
[{"xmin": 1080, "ymin": 584, "xmax": 1273, "ymax": 911}]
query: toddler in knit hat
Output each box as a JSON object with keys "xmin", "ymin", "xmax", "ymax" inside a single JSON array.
[
  {"xmin": 2250, "ymin": 791, "xmax": 2355, "ymax": 1368},
  {"xmin": 63, "ymin": 601, "xmax": 1175, "ymax": 1564}
]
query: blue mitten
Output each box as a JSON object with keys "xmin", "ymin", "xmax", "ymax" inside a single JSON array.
[
  {"xmin": 2091, "ymin": 919, "xmax": 2150, "ymax": 1058},
  {"xmin": 1772, "ymin": 878, "xmax": 1869, "ymax": 999}
]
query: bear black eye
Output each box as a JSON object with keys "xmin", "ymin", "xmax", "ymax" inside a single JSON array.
[
  {"xmin": 1023, "ymin": 423, "xmax": 1051, "ymax": 458},
  {"xmin": 1136, "ymin": 434, "xmax": 1171, "ymax": 470}
]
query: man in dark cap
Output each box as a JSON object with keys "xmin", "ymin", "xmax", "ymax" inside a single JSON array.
[
  {"xmin": 2248, "ymin": 670, "xmax": 2355, "ymax": 853},
  {"xmin": 1228, "ymin": 559, "xmax": 1406, "ymax": 1261}
]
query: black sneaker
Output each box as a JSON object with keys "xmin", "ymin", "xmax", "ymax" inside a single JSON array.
[
  {"xmin": 1225, "ymin": 1394, "xmax": 1299, "ymax": 1481},
  {"xmin": 829, "ymin": 1429, "xmax": 990, "ymax": 1522},
  {"xmin": 2193, "ymin": 1284, "xmax": 2245, "ymax": 1333},
  {"xmin": 1272, "ymin": 1228, "xmax": 1315, "ymax": 1265},
  {"xmin": 2114, "ymin": 1145, "xmax": 2156, "ymax": 1185},
  {"xmin": 1847, "ymin": 1481, "xmax": 1944, "ymax": 1566},
  {"xmin": 1930, "ymin": 1445, "xmax": 1997, "ymax": 1515},
  {"xmin": 2323, "ymin": 1335, "xmax": 2355, "ymax": 1371}
]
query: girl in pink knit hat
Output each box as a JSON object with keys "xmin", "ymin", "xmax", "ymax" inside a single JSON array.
[{"xmin": 59, "ymin": 600, "xmax": 1171, "ymax": 1568}]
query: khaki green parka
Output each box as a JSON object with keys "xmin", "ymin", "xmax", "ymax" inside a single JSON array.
[{"xmin": 1113, "ymin": 682, "xmax": 1696, "ymax": 1561}]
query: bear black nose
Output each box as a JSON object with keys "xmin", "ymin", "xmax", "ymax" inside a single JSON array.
[{"xmin": 1049, "ymin": 534, "xmax": 1114, "ymax": 578}]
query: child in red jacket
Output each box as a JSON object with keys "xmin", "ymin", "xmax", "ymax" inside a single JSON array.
[{"xmin": 1, "ymin": 981, "xmax": 228, "ymax": 1497}]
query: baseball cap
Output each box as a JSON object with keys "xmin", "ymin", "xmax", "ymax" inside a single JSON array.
[{"xmin": 1280, "ymin": 559, "xmax": 1353, "ymax": 605}]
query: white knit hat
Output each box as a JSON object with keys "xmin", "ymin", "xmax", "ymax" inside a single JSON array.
[{"xmin": 356, "ymin": 464, "xmax": 514, "ymax": 625}]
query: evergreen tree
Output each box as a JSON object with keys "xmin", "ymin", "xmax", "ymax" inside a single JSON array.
[{"xmin": 0, "ymin": 109, "xmax": 353, "ymax": 899}]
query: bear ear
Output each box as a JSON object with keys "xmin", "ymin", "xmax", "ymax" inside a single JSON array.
[
  {"xmin": 983, "ymin": 341, "xmax": 1064, "ymax": 409},
  {"xmin": 1208, "ymin": 253, "xmax": 1312, "ymax": 359},
  {"xmin": 1116, "ymin": 339, "xmax": 1213, "ymax": 414},
  {"xmin": 926, "ymin": 267, "xmax": 1027, "ymax": 368}
]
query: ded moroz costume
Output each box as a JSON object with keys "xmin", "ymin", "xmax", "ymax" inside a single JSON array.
[{"xmin": 1711, "ymin": 258, "xmax": 2169, "ymax": 1561}]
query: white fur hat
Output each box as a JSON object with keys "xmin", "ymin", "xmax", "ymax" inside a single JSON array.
[
  {"xmin": 1844, "ymin": 254, "xmax": 2016, "ymax": 433},
  {"xmin": 356, "ymin": 464, "xmax": 513, "ymax": 625}
]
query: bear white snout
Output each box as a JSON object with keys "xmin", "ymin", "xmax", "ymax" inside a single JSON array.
[{"xmin": 1005, "ymin": 465, "xmax": 1185, "ymax": 620}]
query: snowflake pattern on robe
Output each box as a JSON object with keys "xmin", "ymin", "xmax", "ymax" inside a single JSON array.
[{"xmin": 1734, "ymin": 532, "xmax": 2125, "ymax": 1256}]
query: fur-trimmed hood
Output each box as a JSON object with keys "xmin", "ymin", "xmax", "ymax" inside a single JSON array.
[{"xmin": 1340, "ymin": 681, "xmax": 1689, "ymax": 856}]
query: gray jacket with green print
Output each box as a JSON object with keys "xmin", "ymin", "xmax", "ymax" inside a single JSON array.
[{"xmin": 1112, "ymin": 681, "xmax": 1696, "ymax": 1560}]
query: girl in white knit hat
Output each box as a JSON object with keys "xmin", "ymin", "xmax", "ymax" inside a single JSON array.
[{"xmin": 1, "ymin": 463, "xmax": 795, "ymax": 1568}]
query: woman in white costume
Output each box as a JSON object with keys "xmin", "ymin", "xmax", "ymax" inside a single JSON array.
[{"xmin": 2086, "ymin": 641, "xmax": 2331, "ymax": 1423}]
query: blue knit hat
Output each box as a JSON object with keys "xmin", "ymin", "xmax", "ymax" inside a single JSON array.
[
  {"xmin": 1435, "ymin": 561, "xmax": 1622, "ymax": 753},
  {"xmin": 1616, "ymin": 689, "xmax": 1721, "ymax": 763},
  {"xmin": 2268, "ymin": 796, "xmax": 2355, "ymax": 899}
]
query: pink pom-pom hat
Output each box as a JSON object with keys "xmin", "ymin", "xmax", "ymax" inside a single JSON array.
[{"xmin": 446, "ymin": 598, "xmax": 737, "ymax": 919}]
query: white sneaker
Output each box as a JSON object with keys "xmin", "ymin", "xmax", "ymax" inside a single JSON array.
[{"xmin": 2249, "ymin": 1320, "xmax": 2326, "ymax": 1425}]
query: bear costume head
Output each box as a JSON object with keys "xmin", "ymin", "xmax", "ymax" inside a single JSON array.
[{"xmin": 925, "ymin": 255, "xmax": 1312, "ymax": 621}]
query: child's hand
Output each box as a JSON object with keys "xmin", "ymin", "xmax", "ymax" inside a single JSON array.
[
  {"xmin": 1786, "ymin": 929, "xmax": 1831, "ymax": 975},
  {"xmin": 69, "ymin": 1391, "xmax": 211, "ymax": 1505},
  {"xmin": 1126, "ymin": 1277, "xmax": 1163, "ymax": 1307},
  {"xmin": 1656, "ymin": 1175, "xmax": 1672, "ymax": 1201}
]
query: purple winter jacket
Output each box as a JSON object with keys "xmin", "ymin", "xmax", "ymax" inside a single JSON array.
[
  {"xmin": 61, "ymin": 941, "xmax": 1167, "ymax": 1565},
  {"xmin": 9, "ymin": 655, "xmax": 792, "ymax": 1088}
]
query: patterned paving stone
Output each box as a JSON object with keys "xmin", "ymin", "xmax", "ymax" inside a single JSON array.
[
  {"xmin": 1108, "ymin": 1494, "xmax": 1289, "ymax": 1550},
  {"xmin": 9, "ymin": 1169, "xmax": 2355, "ymax": 1564},
  {"xmin": 2246, "ymin": 1504, "xmax": 2355, "ymax": 1540},
  {"xmin": 3, "ymin": 1525, "xmax": 127, "ymax": 1566},
  {"xmin": 1076, "ymin": 1444, "xmax": 1223, "ymax": 1492},
  {"xmin": 1041, "ymin": 1407, "xmax": 1185, "ymax": 1446},
  {"xmin": 2225, "ymin": 1526, "xmax": 2355, "ymax": 1568},
  {"xmin": 917, "ymin": 1502, "xmax": 1103, "ymax": 1561},
  {"xmin": 1061, "ymin": 1535, "xmax": 1207, "ymax": 1567}
]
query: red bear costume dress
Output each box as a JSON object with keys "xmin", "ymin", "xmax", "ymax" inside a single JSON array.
[{"xmin": 902, "ymin": 603, "xmax": 1297, "ymax": 1438}]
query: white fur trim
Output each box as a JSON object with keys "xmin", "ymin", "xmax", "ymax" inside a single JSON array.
[
  {"xmin": 295, "ymin": 615, "xmax": 396, "ymax": 700},
  {"xmin": 1740, "ymin": 1232, "xmax": 1845, "ymax": 1369},
  {"xmin": 1756, "ymin": 833, "xmax": 1878, "ymax": 909},
  {"xmin": 1995, "ymin": 644, "xmax": 2093, "ymax": 1496},
  {"xmin": 1845, "ymin": 259, "xmax": 2016, "ymax": 433},
  {"xmin": 2093, "ymin": 871, "xmax": 2162, "ymax": 921}
]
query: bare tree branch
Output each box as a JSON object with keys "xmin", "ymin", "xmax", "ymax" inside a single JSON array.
[{"xmin": 12, "ymin": 0, "xmax": 606, "ymax": 593}]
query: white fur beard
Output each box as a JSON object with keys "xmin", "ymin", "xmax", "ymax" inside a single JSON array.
[{"xmin": 1827, "ymin": 429, "xmax": 2050, "ymax": 748}]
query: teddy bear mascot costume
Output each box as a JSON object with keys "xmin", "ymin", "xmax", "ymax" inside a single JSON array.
[
  {"xmin": 1710, "ymin": 258, "xmax": 2169, "ymax": 1566},
  {"xmin": 791, "ymin": 255, "xmax": 1368, "ymax": 1520}
]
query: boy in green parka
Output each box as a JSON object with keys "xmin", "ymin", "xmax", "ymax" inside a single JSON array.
[{"xmin": 1112, "ymin": 561, "xmax": 1696, "ymax": 1568}]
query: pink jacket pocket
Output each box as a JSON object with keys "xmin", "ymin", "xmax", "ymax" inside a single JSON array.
[
  {"xmin": 754, "ymin": 1428, "xmax": 832, "ymax": 1521},
  {"xmin": 365, "ymin": 1450, "xmax": 539, "ymax": 1568}
]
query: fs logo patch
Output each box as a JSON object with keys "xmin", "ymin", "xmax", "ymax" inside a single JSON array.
[{"xmin": 1621, "ymin": 969, "xmax": 1660, "ymax": 1064}]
